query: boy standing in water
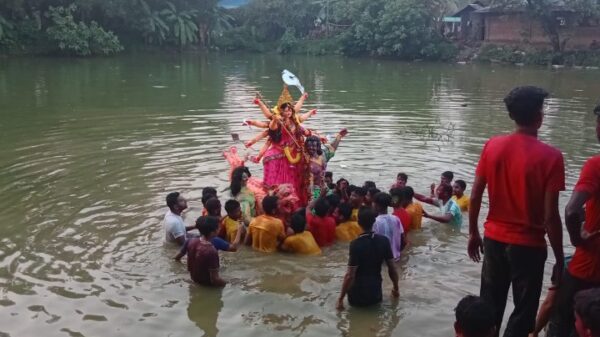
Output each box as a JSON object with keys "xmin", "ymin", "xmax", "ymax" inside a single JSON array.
[
  {"xmin": 306, "ymin": 197, "xmax": 336, "ymax": 247},
  {"xmin": 186, "ymin": 216, "xmax": 226, "ymax": 287},
  {"xmin": 337, "ymin": 207, "xmax": 399, "ymax": 310},
  {"xmin": 335, "ymin": 202, "xmax": 363, "ymax": 242},
  {"xmin": 391, "ymin": 172, "xmax": 408, "ymax": 190},
  {"xmin": 164, "ymin": 192, "xmax": 195, "ymax": 245},
  {"xmin": 245, "ymin": 196, "xmax": 286, "ymax": 253},
  {"xmin": 390, "ymin": 187, "xmax": 412, "ymax": 233},
  {"xmin": 219, "ymin": 200, "xmax": 245, "ymax": 243},
  {"xmin": 201, "ymin": 187, "xmax": 217, "ymax": 216},
  {"xmin": 416, "ymin": 184, "xmax": 463, "ymax": 227},
  {"xmin": 349, "ymin": 187, "xmax": 367, "ymax": 221},
  {"xmin": 402, "ymin": 187, "xmax": 424, "ymax": 230},
  {"xmin": 372, "ymin": 192, "xmax": 405, "ymax": 260},
  {"xmin": 281, "ymin": 209, "xmax": 321, "ymax": 255},
  {"xmin": 431, "ymin": 171, "xmax": 454, "ymax": 197},
  {"xmin": 468, "ymin": 86, "xmax": 564, "ymax": 337},
  {"xmin": 452, "ymin": 180, "xmax": 470, "ymax": 212}
]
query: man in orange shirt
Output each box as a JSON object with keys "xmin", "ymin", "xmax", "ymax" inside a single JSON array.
[
  {"xmin": 549, "ymin": 104, "xmax": 600, "ymax": 337},
  {"xmin": 468, "ymin": 86, "xmax": 565, "ymax": 337}
]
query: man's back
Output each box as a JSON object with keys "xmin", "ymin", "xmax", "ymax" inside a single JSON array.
[
  {"xmin": 336, "ymin": 220, "xmax": 363, "ymax": 242},
  {"xmin": 477, "ymin": 133, "xmax": 565, "ymax": 247},
  {"xmin": 248, "ymin": 215, "xmax": 285, "ymax": 253},
  {"xmin": 187, "ymin": 238, "xmax": 219, "ymax": 285},
  {"xmin": 307, "ymin": 214, "xmax": 336, "ymax": 247},
  {"xmin": 373, "ymin": 214, "xmax": 403, "ymax": 259},
  {"xmin": 281, "ymin": 231, "xmax": 321, "ymax": 255}
]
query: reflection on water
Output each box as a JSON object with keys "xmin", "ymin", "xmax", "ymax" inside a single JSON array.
[{"xmin": 0, "ymin": 53, "xmax": 599, "ymax": 337}]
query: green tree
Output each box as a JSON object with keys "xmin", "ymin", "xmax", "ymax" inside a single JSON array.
[
  {"xmin": 162, "ymin": 2, "xmax": 199, "ymax": 49},
  {"xmin": 138, "ymin": 0, "xmax": 170, "ymax": 45}
]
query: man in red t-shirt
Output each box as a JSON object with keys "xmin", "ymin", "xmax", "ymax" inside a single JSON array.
[
  {"xmin": 550, "ymin": 104, "xmax": 600, "ymax": 337},
  {"xmin": 187, "ymin": 216, "xmax": 226, "ymax": 287},
  {"xmin": 468, "ymin": 86, "xmax": 565, "ymax": 337},
  {"xmin": 306, "ymin": 197, "xmax": 336, "ymax": 247}
]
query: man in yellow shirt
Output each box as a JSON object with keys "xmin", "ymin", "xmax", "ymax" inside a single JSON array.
[
  {"xmin": 403, "ymin": 186, "xmax": 424, "ymax": 230},
  {"xmin": 336, "ymin": 203, "xmax": 363, "ymax": 242},
  {"xmin": 245, "ymin": 196, "xmax": 286, "ymax": 253},
  {"xmin": 452, "ymin": 180, "xmax": 470, "ymax": 212},
  {"xmin": 281, "ymin": 209, "xmax": 321, "ymax": 255}
]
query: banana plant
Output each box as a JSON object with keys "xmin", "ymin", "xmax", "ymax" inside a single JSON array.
[
  {"xmin": 161, "ymin": 2, "xmax": 199, "ymax": 49},
  {"xmin": 138, "ymin": 0, "xmax": 169, "ymax": 45}
]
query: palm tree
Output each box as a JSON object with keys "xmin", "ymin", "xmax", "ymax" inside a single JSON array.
[{"xmin": 162, "ymin": 2, "xmax": 199, "ymax": 49}]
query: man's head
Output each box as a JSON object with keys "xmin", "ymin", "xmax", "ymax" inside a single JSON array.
[
  {"xmin": 205, "ymin": 198, "xmax": 221, "ymax": 217},
  {"xmin": 436, "ymin": 183, "xmax": 453, "ymax": 202},
  {"xmin": 290, "ymin": 208, "xmax": 306, "ymax": 234},
  {"xmin": 594, "ymin": 104, "xmax": 600, "ymax": 142},
  {"xmin": 324, "ymin": 171, "xmax": 333, "ymax": 185},
  {"xmin": 389, "ymin": 187, "xmax": 403, "ymax": 208},
  {"xmin": 363, "ymin": 181, "xmax": 377, "ymax": 190},
  {"xmin": 337, "ymin": 202, "xmax": 353, "ymax": 223},
  {"xmin": 314, "ymin": 197, "xmax": 330, "ymax": 217},
  {"xmin": 195, "ymin": 216, "xmax": 220, "ymax": 238},
  {"xmin": 357, "ymin": 206, "xmax": 377, "ymax": 231},
  {"xmin": 201, "ymin": 187, "xmax": 217, "ymax": 207},
  {"xmin": 365, "ymin": 188, "xmax": 381, "ymax": 206},
  {"xmin": 350, "ymin": 187, "xmax": 367, "ymax": 208},
  {"xmin": 337, "ymin": 178, "xmax": 349, "ymax": 191},
  {"xmin": 224, "ymin": 199, "xmax": 242, "ymax": 221},
  {"xmin": 262, "ymin": 196, "xmax": 279, "ymax": 216},
  {"xmin": 441, "ymin": 171, "xmax": 454, "ymax": 185},
  {"xmin": 396, "ymin": 173, "xmax": 408, "ymax": 188},
  {"xmin": 454, "ymin": 295, "xmax": 496, "ymax": 337},
  {"xmin": 166, "ymin": 192, "xmax": 187, "ymax": 213},
  {"xmin": 504, "ymin": 86, "xmax": 549, "ymax": 129},
  {"xmin": 400, "ymin": 186, "xmax": 415, "ymax": 207},
  {"xmin": 453, "ymin": 180, "xmax": 467, "ymax": 197},
  {"xmin": 326, "ymin": 193, "xmax": 341, "ymax": 216},
  {"xmin": 372, "ymin": 192, "xmax": 392, "ymax": 213},
  {"xmin": 575, "ymin": 288, "xmax": 600, "ymax": 337}
]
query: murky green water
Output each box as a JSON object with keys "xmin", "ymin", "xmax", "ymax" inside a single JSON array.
[{"xmin": 0, "ymin": 53, "xmax": 599, "ymax": 337}]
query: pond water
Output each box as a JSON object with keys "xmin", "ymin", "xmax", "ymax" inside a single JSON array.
[{"xmin": 0, "ymin": 53, "xmax": 599, "ymax": 337}]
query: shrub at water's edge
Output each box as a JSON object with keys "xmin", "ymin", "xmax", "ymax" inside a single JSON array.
[{"xmin": 475, "ymin": 44, "xmax": 600, "ymax": 67}]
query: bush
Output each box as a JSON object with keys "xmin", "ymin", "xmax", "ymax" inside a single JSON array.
[
  {"xmin": 45, "ymin": 5, "xmax": 123, "ymax": 56},
  {"xmin": 277, "ymin": 27, "xmax": 298, "ymax": 54},
  {"xmin": 476, "ymin": 44, "xmax": 600, "ymax": 67}
]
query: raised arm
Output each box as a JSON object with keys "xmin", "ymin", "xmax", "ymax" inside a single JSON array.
[
  {"xmin": 254, "ymin": 94, "xmax": 273, "ymax": 120},
  {"xmin": 244, "ymin": 119, "xmax": 269, "ymax": 128},
  {"xmin": 423, "ymin": 210, "xmax": 452, "ymax": 223},
  {"xmin": 299, "ymin": 109, "xmax": 317, "ymax": 123},
  {"xmin": 414, "ymin": 193, "xmax": 435, "ymax": 206},
  {"xmin": 294, "ymin": 92, "xmax": 309, "ymax": 113},
  {"xmin": 468, "ymin": 175, "xmax": 486, "ymax": 262}
]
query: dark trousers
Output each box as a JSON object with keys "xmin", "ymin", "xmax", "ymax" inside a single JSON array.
[
  {"xmin": 547, "ymin": 271, "xmax": 600, "ymax": 337},
  {"xmin": 480, "ymin": 238, "xmax": 547, "ymax": 337}
]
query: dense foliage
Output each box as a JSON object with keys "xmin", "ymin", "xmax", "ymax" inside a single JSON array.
[{"xmin": 0, "ymin": 0, "xmax": 469, "ymax": 59}]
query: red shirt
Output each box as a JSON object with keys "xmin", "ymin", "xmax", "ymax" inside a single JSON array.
[
  {"xmin": 393, "ymin": 208, "xmax": 412, "ymax": 233},
  {"xmin": 569, "ymin": 156, "xmax": 600, "ymax": 282},
  {"xmin": 306, "ymin": 212, "xmax": 336, "ymax": 247},
  {"xmin": 475, "ymin": 133, "xmax": 565, "ymax": 247},
  {"xmin": 187, "ymin": 238, "xmax": 220, "ymax": 285}
]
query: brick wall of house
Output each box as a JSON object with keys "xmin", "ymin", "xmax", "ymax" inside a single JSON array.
[{"xmin": 483, "ymin": 13, "xmax": 600, "ymax": 49}]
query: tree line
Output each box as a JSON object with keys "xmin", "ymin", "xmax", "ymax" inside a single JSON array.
[{"xmin": 0, "ymin": 0, "xmax": 598, "ymax": 60}]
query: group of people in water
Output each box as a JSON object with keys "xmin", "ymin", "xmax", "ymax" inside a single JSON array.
[{"xmin": 163, "ymin": 82, "xmax": 600, "ymax": 337}]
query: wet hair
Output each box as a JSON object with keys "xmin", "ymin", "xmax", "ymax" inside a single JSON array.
[
  {"xmin": 439, "ymin": 183, "xmax": 453, "ymax": 197},
  {"xmin": 363, "ymin": 181, "xmax": 377, "ymax": 190},
  {"xmin": 336, "ymin": 178, "xmax": 349, "ymax": 188},
  {"xmin": 358, "ymin": 207, "xmax": 377, "ymax": 231},
  {"xmin": 305, "ymin": 136, "xmax": 323, "ymax": 155},
  {"xmin": 205, "ymin": 198, "xmax": 221, "ymax": 216},
  {"xmin": 373, "ymin": 192, "xmax": 392, "ymax": 208},
  {"xmin": 166, "ymin": 192, "xmax": 180, "ymax": 211},
  {"xmin": 442, "ymin": 171, "xmax": 454, "ymax": 181},
  {"xmin": 338, "ymin": 202, "xmax": 353, "ymax": 221},
  {"xmin": 575, "ymin": 288, "xmax": 600, "ymax": 337},
  {"xmin": 367, "ymin": 188, "xmax": 381, "ymax": 197},
  {"xmin": 325, "ymin": 171, "xmax": 333, "ymax": 178},
  {"xmin": 352, "ymin": 187, "xmax": 367, "ymax": 197},
  {"xmin": 314, "ymin": 198, "xmax": 330, "ymax": 217},
  {"xmin": 262, "ymin": 196, "xmax": 279, "ymax": 215},
  {"xmin": 224, "ymin": 199, "xmax": 240, "ymax": 215},
  {"xmin": 195, "ymin": 216, "xmax": 219, "ymax": 236},
  {"xmin": 504, "ymin": 86, "xmax": 549, "ymax": 126},
  {"xmin": 455, "ymin": 295, "xmax": 496, "ymax": 337},
  {"xmin": 455, "ymin": 179, "xmax": 467, "ymax": 191},
  {"xmin": 326, "ymin": 194, "xmax": 341, "ymax": 211},
  {"xmin": 201, "ymin": 187, "xmax": 217, "ymax": 206},
  {"xmin": 389, "ymin": 187, "xmax": 402, "ymax": 198},
  {"xmin": 230, "ymin": 166, "xmax": 251, "ymax": 197},
  {"xmin": 397, "ymin": 173, "xmax": 408, "ymax": 181},
  {"xmin": 402, "ymin": 186, "xmax": 415, "ymax": 200},
  {"xmin": 290, "ymin": 208, "xmax": 307, "ymax": 234}
]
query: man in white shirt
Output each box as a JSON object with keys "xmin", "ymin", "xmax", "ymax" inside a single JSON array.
[{"xmin": 164, "ymin": 192, "xmax": 195, "ymax": 245}]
